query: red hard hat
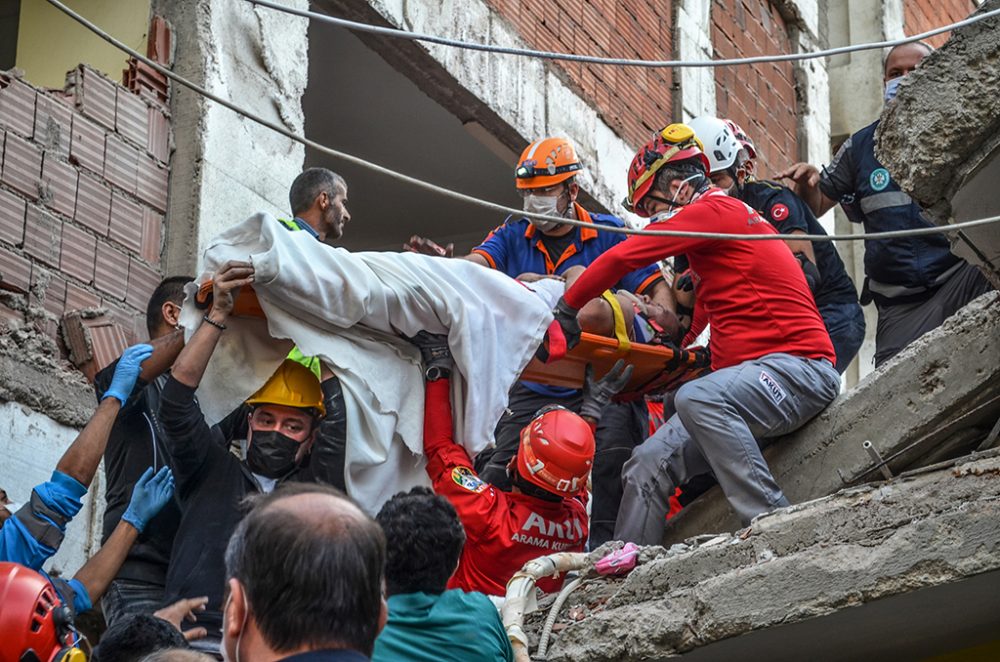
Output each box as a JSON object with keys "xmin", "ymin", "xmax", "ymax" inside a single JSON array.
[
  {"xmin": 625, "ymin": 123, "xmax": 710, "ymax": 217},
  {"xmin": 516, "ymin": 408, "xmax": 595, "ymax": 496},
  {"xmin": 0, "ymin": 562, "xmax": 76, "ymax": 662}
]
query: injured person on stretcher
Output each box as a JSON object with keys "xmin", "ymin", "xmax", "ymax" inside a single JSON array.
[{"xmin": 522, "ymin": 264, "xmax": 683, "ymax": 346}]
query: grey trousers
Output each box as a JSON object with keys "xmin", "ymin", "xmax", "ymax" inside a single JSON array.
[
  {"xmin": 874, "ymin": 261, "xmax": 992, "ymax": 366},
  {"xmin": 614, "ymin": 353, "xmax": 841, "ymax": 545}
]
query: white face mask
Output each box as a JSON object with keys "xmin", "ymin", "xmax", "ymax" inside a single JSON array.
[
  {"xmin": 523, "ymin": 194, "xmax": 564, "ymax": 232},
  {"xmin": 649, "ymin": 174, "xmax": 702, "ymax": 223}
]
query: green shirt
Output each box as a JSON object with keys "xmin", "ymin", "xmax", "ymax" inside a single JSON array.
[{"xmin": 373, "ymin": 590, "xmax": 513, "ymax": 662}]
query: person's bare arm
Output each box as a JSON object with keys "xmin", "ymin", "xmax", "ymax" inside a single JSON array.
[
  {"xmin": 72, "ymin": 519, "xmax": 139, "ymax": 604},
  {"xmin": 779, "ymin": 163, "xmax": 837, "ymax": 217},
  {"xmin": 138, "ymin": 329, "xmax": 185, "ymax": 383},
  {"xmin": 404, "ymin": 235, "xmax": 491, "ymax": 267},
  {"xmin": 55, "ymin": 399, "xmax": 121, "ymax": 488},
  {"xmin": 171, "ymin": 262, "xmax": 253, "ymax": 389}
]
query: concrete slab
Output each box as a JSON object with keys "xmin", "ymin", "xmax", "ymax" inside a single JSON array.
[
  {"xmin": 877, "ymin": 0, "xmax": 1000, "ymax": 285},
  {"xmin": 530, "ymin": 451, "xmax": 1000, "ymax": 661}
]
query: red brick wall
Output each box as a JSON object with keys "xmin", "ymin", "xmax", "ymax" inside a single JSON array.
[
  {"xmin": 711, "ymin": 0, "xmax": 798, "ymax": 178},
  {"xmin": 905, "ymin": 0, "xmax": 977, "ymax": 48},
  {"xmin": 0, "ymin": 65, "xmax": 169, "ymax": 358},
  {"xmin": 483, "ymin": 0, "xmax": 672, "ymax": 148}
]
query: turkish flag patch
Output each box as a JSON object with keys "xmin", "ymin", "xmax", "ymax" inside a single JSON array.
[{"xmin": 770, "ymin": 203, "xmax": 789, "ymax": 221}]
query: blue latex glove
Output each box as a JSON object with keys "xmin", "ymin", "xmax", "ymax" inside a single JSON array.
[
  {"xmin": 102, "ymin": 344, "xmax": 154, "ymax": 405},
  {"xmin": 122, "ymin": 466, "xmax": 175, "ymax": 533}
]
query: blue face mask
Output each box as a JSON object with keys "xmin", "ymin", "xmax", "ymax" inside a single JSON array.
[{"xmin": 884, "ymin": 76, "xmax": 905, "ymax": 103}]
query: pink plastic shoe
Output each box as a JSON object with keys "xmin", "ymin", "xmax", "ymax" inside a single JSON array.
[{"xmin": 595, "ymin": 542, "xmax": 640, "ymax": 576}]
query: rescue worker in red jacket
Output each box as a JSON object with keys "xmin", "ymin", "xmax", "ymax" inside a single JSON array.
[
  {"xmin": 550, "ymin": 124, "xmax": 841, "ymax": 544},
  {"xmin": 408, "ymin": 332, "xmax": 631, "ymax": 596}
]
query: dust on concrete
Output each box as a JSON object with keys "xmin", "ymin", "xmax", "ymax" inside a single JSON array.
[{"xmin": 526, "ymin": 451, "xmax": 1000, "ymax": 661}]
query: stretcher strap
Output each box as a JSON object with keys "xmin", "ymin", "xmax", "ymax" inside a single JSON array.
[{"xmin": 600, "ymin": 291, "xmax": 631, "ymax": 354}]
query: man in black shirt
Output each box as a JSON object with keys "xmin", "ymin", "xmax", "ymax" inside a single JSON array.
[
  {"xmin": 158, "ymin": 260, "xmax": 346, "ymax": 644},
  {"xmin": 96, "ymin": 276, "xmax": 199, "ymax": 626}
]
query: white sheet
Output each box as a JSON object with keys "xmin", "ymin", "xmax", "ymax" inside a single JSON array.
[{"xmin": 179, "ymin": 213, "xmax": 553, "ymax": 513}]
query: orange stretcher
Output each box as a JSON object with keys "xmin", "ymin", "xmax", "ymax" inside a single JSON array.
[
  {"xmin": 520, "ymin": 332, "xmax": 710, "ymax": 399},
  {"xmin": 195, "ymin": 281, "xmax": 265, "ymax": 317},
  {"xmin": 195, "ymin": 280, "xmax": 710, "ymax": 397}
]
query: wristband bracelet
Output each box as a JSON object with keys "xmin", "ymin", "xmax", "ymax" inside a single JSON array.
[{"xmin": 203, "ymin": 315, "xmax": 227, "ymax": 331}]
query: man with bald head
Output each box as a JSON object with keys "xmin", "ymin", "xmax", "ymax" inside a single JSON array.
[
  {"xmin": 782, "ymin": 41, "xmax": 992, "ymax": 366},
  {"xmin": 221, "ymin": 483, "xmax": 387, "ymax": 662}
]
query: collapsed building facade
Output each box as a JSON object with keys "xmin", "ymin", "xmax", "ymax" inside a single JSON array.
[{"xmin": 0, "ymin": 0, "xmax": 996, "ymax": 655}]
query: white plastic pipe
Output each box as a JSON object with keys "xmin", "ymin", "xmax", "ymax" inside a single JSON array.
[{"xmin": 502, "ymin": 552, "xmax": 590, "ymax": 662}]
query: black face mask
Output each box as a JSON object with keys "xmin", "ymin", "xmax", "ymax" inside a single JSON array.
[{"xmin": 246, "ymin": 430, "xmax": 302, "ymax": 478}]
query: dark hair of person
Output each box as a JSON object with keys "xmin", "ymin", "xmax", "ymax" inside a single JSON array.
[
  {"xmin": 289, "ymin": 168, "xmax": 346, "ymax": 216},
  {"xmin": 91, "ymin": 614, "xmax": 187, "ymax": 662},
  {"xmin": 145, "ymin": 276, "xmax": 193, "ymax": 336},
  {"xmin": 224, "ymin": 482, "xmax": 386, "ymax": 656},
  {"xmin": 650, "ymin": 156, "xmax": 709, "ymax": 199},
  {"xmin": 376, "ymin": 487, "xmax": 466, "ymax": 596}
]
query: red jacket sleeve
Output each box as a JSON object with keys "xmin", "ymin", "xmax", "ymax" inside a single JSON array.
[
  {"xmin": 423, "ymin": 378, "xmax": 498, "ymax": 539},
  {"xmin": 563, "ymin": 206, "xmax": 719, "ymax": 309}
]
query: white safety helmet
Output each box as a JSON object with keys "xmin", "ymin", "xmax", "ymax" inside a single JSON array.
[{"xmin": 687, "ymin": 116, "xmax": 743, "ymax": 174}]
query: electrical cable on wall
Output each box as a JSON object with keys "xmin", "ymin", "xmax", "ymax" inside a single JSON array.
[
  {"xmin": 45, "ymin": 0, "xmax": 1000, "ymax": 244},
  {"xmin": 247, "ymin": 0, "xmax": 1000, "ymax": 69}
]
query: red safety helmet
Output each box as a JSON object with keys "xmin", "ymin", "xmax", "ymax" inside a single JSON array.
[
  {"xmin": 514, "ymin": 137, "xmax": 582, "ymax": 190},
  {"xmin": 0, "ymin": 562, "xmax": 84, "ymax": 662},
  {"xmin": 625, "ymin": 123, "xmax": 710, "ymax": 217},
  {"xmin": 515, "ymin": 407, "xmax": 595, "ymax": 496}
]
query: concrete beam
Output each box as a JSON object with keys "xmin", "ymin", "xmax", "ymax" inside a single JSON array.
[
  {"xmin": 876, "ymin": 0, "xmax": 1000, "ymax": 285},
  {"xmin": 663, "ymin": 290, "xmax": 1000, "ymax": 541},
  {"xmin": 533, "ymin": 451, "xmax": 1000, "ymax": 661}
]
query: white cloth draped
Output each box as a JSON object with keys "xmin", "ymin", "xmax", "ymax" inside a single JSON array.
[{"xmin": 178, "ymin": 213, "xmax": 553, "ymax": 513}]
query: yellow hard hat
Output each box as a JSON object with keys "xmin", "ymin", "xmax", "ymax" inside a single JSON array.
[{"xmin": 245, "ymin": 359, "xmax": 326, "ymax": 417}]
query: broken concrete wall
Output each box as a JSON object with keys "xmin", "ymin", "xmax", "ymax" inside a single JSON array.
[
  {"xmin": 153, "ymin": 0, "xmax": 308, "ymax": 276},
  {"xmin": 531, "ymin": 451, "xmax": 1000, "ymax": 661},
  {"xmin": 877, "ymin": 0, "xmax": 1000, "ymax": 287},
  {"xmin": 664, "ymin": 290, "xmax": 1000, "ymax": 541}
]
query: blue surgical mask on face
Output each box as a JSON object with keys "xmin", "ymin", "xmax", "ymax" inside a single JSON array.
[{"xmin": 884, "ymin": 76, "xmax": 905, "ymax": 103}]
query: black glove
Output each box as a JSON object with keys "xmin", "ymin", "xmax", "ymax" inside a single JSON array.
[
  {"xmin": 580, "ymin": 360, "xmax": 634, "ymax": 420},
  {"xmin": 794, "ymin": 252, "xmax": 823, "ymax": 294},
  {"xmin": 406, "ymin": 331, "xmax": 453, "ymax": 381}
]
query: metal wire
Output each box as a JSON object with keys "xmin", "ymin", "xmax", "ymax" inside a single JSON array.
[
  {"xmin": 46, "ymin": 0, "xmax": 1000, "ymax": 243},
  {"xmin": 247, "ymin": 0, "xmax": 1000, "ymax": 69}
]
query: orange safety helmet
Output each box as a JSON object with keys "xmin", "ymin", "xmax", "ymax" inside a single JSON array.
[
  {"xmin": 514, "ymin": 137, "xmax": 582, "ymax": 190},
  {"xmin": 625, "ymin": 123, "xmax": 711, "ymax": 217},
  {"xmin": 0, "ymin": 562, "xmax": 84, "ymax": 662},
  {"xmin": 515, "ymin": 407, "xmax": 595, "ymax": 496},
  {"xmin": 245, "ymin": 359, "xmax": 326, "ymax": 417}
]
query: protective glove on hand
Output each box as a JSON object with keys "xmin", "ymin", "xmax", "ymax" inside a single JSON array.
[
  {"xmin": 102, "ymin": 343, "xmax": 154, "ymax": 405},
  {"xmin": 553, "ymin": 296, "xmax": 582, "ymax": 349},
  {"xmin": 580, "ymin": 359, "xmax": 634, "ymax": 421},
  {"xmin": 122, "ymin": 466, "xmax": 175, "ymax": 533},
  {"xmin": 406, "ymin": 331, "xmax": 453, "ymax": 371}
]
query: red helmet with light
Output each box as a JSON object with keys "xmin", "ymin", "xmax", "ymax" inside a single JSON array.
[
  {"xmin": 625, "ymin": 123, "xmax": 711, "ymax": 217},
  {"xmin": 515, "ymin": 407, "xmax": 595, "ymax": 497}
]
